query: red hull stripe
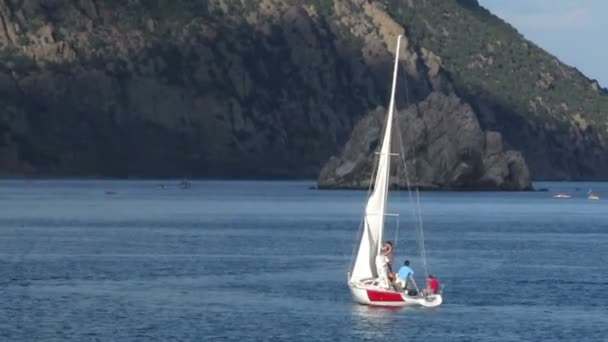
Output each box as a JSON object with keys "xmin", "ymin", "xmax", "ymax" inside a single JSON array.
[{"xmin": 366, "ymin": 289, "xmax": 404, "ymax": 302}]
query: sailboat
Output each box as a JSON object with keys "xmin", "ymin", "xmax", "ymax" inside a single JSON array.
[
  {"xmin": 588, "ymin": 189, "xmax": 600, "ymax": 200},
  {"xmin": 347, "ymin": 35, "xmax": 442, "ymax": 308}
]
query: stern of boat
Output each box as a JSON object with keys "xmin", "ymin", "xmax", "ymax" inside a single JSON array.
[{"xmin": 417, "ymin": 293, "xmax": 443, "ymax": 307}]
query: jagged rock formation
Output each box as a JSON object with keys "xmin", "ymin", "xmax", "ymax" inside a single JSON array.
[
  {"xmin": 318, "ymin": 92, "xmax": 531, "ymax": 190},
  {"xmin": 0, "ymin": 0, "xmax": 606, "ymax": 186}
]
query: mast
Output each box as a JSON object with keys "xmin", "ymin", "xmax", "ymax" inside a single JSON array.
[
  {"xmin": 374, "ymin": 34, "xmax": 401, "ymax": 252},
  {"xmin": 350, "ymin": 35, "xmax": 402, "ymax": 282}
]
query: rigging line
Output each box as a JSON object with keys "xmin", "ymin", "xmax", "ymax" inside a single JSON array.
[
  {"xmin": 394, "ymin": 215, "xmax": 400, "ymax": 251},
  {"xmin": 408, "ymin": 101, "xmax": 430, "ymax": 277},
  {"xmin": 396, "ymin": 61, "xmax": 430, "ymax": 278},
  {"xmin": 394, "ymin": 112, "xmax": 401, "ymax": 251},
  {"xmin": 415, "ymin": 187, "xmax": 429, "ymax": 277},
  {"xmin": 409, "ymin": 118, "xmax": 430, "ymax": 276},
  {"xmin": 395, "ymin": 113, "xmax": 421, "ymax": 261},
  {"xmin": 411, "ymin": 120, "xmax": 430, "ymax": 275}
]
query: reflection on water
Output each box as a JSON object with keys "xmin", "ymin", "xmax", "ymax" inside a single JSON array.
[{"xmin": 351, "ymin": 304, "xmax": 402, "ymax": 339}]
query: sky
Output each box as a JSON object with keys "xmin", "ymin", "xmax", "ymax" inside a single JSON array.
[{"xmin": 479, "ymin": 0, "xmax": 608, "ymax": 87}]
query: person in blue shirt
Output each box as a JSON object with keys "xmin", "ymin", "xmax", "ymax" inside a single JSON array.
[{"xmin": 396, "ymin": 260, "xmax": 418, "ymax": 293}]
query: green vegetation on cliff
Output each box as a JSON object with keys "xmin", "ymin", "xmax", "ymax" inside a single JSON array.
[
  {"xmin": 379, "ymin": 0, "xmax": 608, "ymax": 179},
  {"xmin": 386, "ymin": 0, "xmax": 608, "ymax": 125}
]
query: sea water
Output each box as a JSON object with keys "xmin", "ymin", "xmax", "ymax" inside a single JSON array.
[{"xmin": 0, "ymin": 180, "xmax": 607, "ymax": 341}]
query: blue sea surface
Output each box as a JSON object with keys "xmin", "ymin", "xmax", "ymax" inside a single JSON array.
[{"xmin": 0, "ymin": 180, "xmax": 607, "ymax": 341}]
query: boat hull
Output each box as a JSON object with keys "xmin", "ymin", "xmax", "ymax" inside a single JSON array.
[{"xmin": 349, "ymin": 283, "xmax": 442, "ymax": 308}]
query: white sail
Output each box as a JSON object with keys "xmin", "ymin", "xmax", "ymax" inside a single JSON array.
[{"xmin": 350, "ymin": 35, "xmax": 402, "ymax": 283}]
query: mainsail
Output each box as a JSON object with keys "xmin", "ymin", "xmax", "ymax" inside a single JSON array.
[{"xmin": 350, "ymin": 35, "xmax": 402, "ymax": 283}]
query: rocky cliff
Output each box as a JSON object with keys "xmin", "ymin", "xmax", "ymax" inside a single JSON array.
[
  {"xmin": 318, "ymin": 92, "xmax": 531, "ymax": 190},
  {"xmin": 0, "ymin": 0, "xmax": 377, "ymax": 177},
  {"xmin": 0, "ymin": 0, "xmax": 606, "ymax": 185}
]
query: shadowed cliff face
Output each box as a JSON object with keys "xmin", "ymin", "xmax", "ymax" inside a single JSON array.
[
  {"xmin": 318, "ymin": 92, "xmax": 531, "ymax": 190},
  {"xmin": 471, "ymin": 95, "xmax": 608, "ymax": 180},
  {"xmin": 0, "ymin": 0, "xmax": 605, "ymax": 183}
]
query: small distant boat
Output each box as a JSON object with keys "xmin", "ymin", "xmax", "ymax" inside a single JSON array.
[
  {"xmin": 179, "ymin": 179, "xmax": 192, "ymax": 189},
  {"xmin": 105, "ymin": 190, "xmax": 117, "ymax": 195},
  {"xmin": 587, "ymin": 189, "xmax": 600, "ymax": 200},
  {"xmin": 553, "ymin": 193, "xmax": 571, "ymax": 199}
]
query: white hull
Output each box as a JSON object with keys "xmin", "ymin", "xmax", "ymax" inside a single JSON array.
[
  {"xmin": 349, "ymin": 282, "xmax": 442, "ymax": 308},
  {"xmin": 347, "ymin": 35, "xmax": 443, "ymax": 310}
]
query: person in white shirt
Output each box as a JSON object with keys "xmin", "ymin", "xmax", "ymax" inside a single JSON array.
[{"xmin": 375, "ymin": 241, "xmax": 395, "ymax": 289}]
